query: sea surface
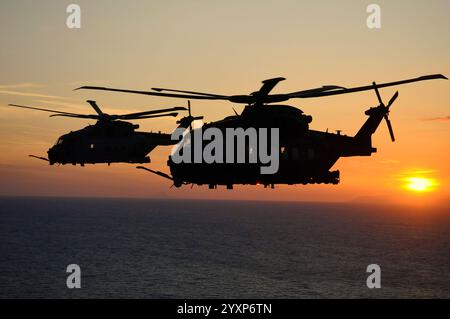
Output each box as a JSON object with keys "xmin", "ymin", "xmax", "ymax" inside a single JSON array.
[{"xmin": 0, "ymin": 197, "xmax": 449, "ymax": 298}]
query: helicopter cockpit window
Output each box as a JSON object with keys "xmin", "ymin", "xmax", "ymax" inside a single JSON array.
[
  {"xmin": 55, "ymin": 138, "xmax": 64, "ymax": 145},
  {"xmin": 281, "ymin": 146, "xmax": 289, "ymax": 160}
]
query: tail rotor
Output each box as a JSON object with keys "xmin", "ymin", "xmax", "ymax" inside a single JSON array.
[
  {"xmin": 372, "ymin": 82, "xmax": 398, "ymax": 142},
  {"xmin": 177, "ymin": 100, "xmax": 204, "ymax": 130}
]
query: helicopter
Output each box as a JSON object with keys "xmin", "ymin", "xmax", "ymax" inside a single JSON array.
[
  {"xmin": 77, "ymin": 74, "xmax": 447, "ymax": 189},
  {"xmin": 7, "ymin": 100, "xmax": 198, "ymax": 166}
]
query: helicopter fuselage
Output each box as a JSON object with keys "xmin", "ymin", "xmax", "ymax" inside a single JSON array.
[
  {"xmin": 167, "ymin": 104, "xmax": 379, "ymax": 188},
  {"xmin": 48, "ymin": 120, "xmax": 173, "ymax": 166}
]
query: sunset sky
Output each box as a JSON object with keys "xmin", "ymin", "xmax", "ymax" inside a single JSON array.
[{"xmin": 0, "ymin": 0, "xmax": 449, "ymax": 204}]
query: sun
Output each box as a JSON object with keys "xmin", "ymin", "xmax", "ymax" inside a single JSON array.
[{"xmin": 404, "ymin": 177, "xmax": 437, "ymax": 193}]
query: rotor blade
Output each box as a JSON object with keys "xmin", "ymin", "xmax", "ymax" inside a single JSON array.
[
  {"xmin": 385, "ymin": 116, "xmax": 395, "ymax": 142},
  {"xmin": 52, "ymin": 112, "xmax": 179, "ymax": 120},
  {"xmin": 118, "ymin": 107, "xmax": 187, "ymax": 119},
  {"xmin": 76, "ymin": 85, "xmax": 292, "ymax": 104},
  {"xmin": 373, "ymin": 82, "xmax": 384, "ymax": 106},
  {"xmin": 29, "ymin": 155, "xmax": 49, "ymax": 162},
  {"xmin": 152, "ymin": 88, "xmax": 227, "ymax": 98},
  {"xmin": 8, "ymin": 104, "xmax": 83, "ymax": 116},
  {"xmin": 136, "ymin": 166, "xmax": 174, "ymax": 181},
  {"xmin": 50, "ymin": 114, "xmax": 100, "ymax": 119},
  {"xmin": 287, "ymin": 85, "xmax": 347, "ymax": 96},
  {"xmin": 78, "ymin": 86, "xmax": 261, "ymax": 104},
  {"xmin": 86, "ymin": 100, "xmax": 104, "ymax": 115},
  {"xmin": 387, "ymin": 91, "xmax": 399, "ymax": 108},
  {"xmin": 289, "ymin": 74, "xmax": 447, "ymax": 99},
  {"xmin": 253, "ymin": 77, "xmax": 286, "ymax": 97},
  {"xmin": 76, "ymin": 86, "xmax": 229, "ymax": 100},
  {"xmin": 125, "ymin": 112, "xmax": 179, "ymax": 120}
]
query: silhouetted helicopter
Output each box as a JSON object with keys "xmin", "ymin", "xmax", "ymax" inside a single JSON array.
[
  {"xmin": 77, "ymin": 74, "xmax": 447, "ymax": 189},
  {"xmin": 7, "ymin": 100, "xmax": 194, "ymax": 166}
]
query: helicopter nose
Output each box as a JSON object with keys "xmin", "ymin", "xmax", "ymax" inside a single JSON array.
[{"xmin": 47, "ymin": 147, "xmax": 57, "ymax": 165}]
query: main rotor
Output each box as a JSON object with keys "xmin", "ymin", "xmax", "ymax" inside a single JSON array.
[
  {"xmin": 76, "ymin": 74, "xmax": 447, "ymax": 106},
  {"xmin": 8, "ymin": 100, "xmax": 187, "ymax": 121}
]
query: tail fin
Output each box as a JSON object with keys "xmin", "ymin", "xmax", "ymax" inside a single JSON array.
[{"xmin": 354, "ymin": 105, "xmax": 386, "ymax": 144}]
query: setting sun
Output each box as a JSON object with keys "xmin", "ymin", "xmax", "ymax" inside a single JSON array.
[{"xmin": 404, "ymin": 177, "xmax": 437, "ymax": 193}]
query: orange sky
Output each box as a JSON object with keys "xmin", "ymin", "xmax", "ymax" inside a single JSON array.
[{"xmin": 0, "ymin": 1, "xmax": 449, "ymax": 204}]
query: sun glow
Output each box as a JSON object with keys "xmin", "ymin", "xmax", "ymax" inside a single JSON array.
[{"xmin": 404, "ymin": 177, "xmax": 437, "ymax": 193}]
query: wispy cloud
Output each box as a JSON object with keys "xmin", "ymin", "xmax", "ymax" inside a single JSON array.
[
  {"xmin": 423, "ymin": 116, "xmax": 450, "ymax": 122},
  {"xmin": 0, "ymin": 83, "xmax": 68, "ymax": 100},
  {"xmin": 395, "ymin": 169, "xmax": 438, "ymax": 177},
  {"xmin": 34, "ymin": 100, "xmax": 89, "ymax": 111},
  {"xmin": 0, "ymin": 83, "xmax": 43, "ymax": 89},
  {"xmin": 0, "ymin": 89, "xmax": 68, "ymax": 100}
]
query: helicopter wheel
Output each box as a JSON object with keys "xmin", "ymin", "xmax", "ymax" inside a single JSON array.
[{"xmin": 174, "ymin": 181, "xmax": 183, "ymax": 188}]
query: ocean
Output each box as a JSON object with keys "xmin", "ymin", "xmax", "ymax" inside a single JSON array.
[{"xmin": 0, "ymin": 197, "xmax": 449, "ymax": 298}]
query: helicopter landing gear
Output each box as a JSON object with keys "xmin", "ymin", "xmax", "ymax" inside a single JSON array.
[
  {"xmin": 312, "ymin": 170, "xmax": 340, "ymax": 184},
  {"xmin": 129, "ymin": 156, "xmax": 150, "ymax": 164},
  {"xmin": 174, "ymin": 180, "xmax": 183, "ymax": 188}
]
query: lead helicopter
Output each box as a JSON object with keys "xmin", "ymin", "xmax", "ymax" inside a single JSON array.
[
  {"xmin": 7, "ymin": 100, "xmax": 198, "ymax": 166},
  {"xmin": 77, "ymin": 74, "xmax": 447, "ymax": 189}
]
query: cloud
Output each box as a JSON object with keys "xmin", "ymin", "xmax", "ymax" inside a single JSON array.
[
  {"xmin": 395, "ymin": 169, "xmax": 438, "ymax": 177},
  {"xmin": 0, "ymin": 83, "xmax": 43, "ymax": 89},
  {"xmin": 0, "ymin": 83, "xmax": 68, "ymax": 100},
  {"xmin": 423, "ymin": 116, "xmax": 450, "ymax": 122},
  {"xmin": 0, "ymin": 89, "xmax": 68, "ymax": 100},
  {"xmin": 34, "ymin": 100, "xmax": 89, "ymax": 112}
]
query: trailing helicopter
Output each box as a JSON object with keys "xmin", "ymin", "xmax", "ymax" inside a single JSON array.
[
  {"xmin": 77, "ymin": 74, "xmax": 447, "ymax": 189},
  {"xmin": 7, "ymin": 100, "xmax": 197, "ymax": 166}
]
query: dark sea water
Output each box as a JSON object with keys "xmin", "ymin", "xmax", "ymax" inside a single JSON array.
[{"xmin": 0, "ymin": 197, "xmax": 449, "ymax": 298}]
